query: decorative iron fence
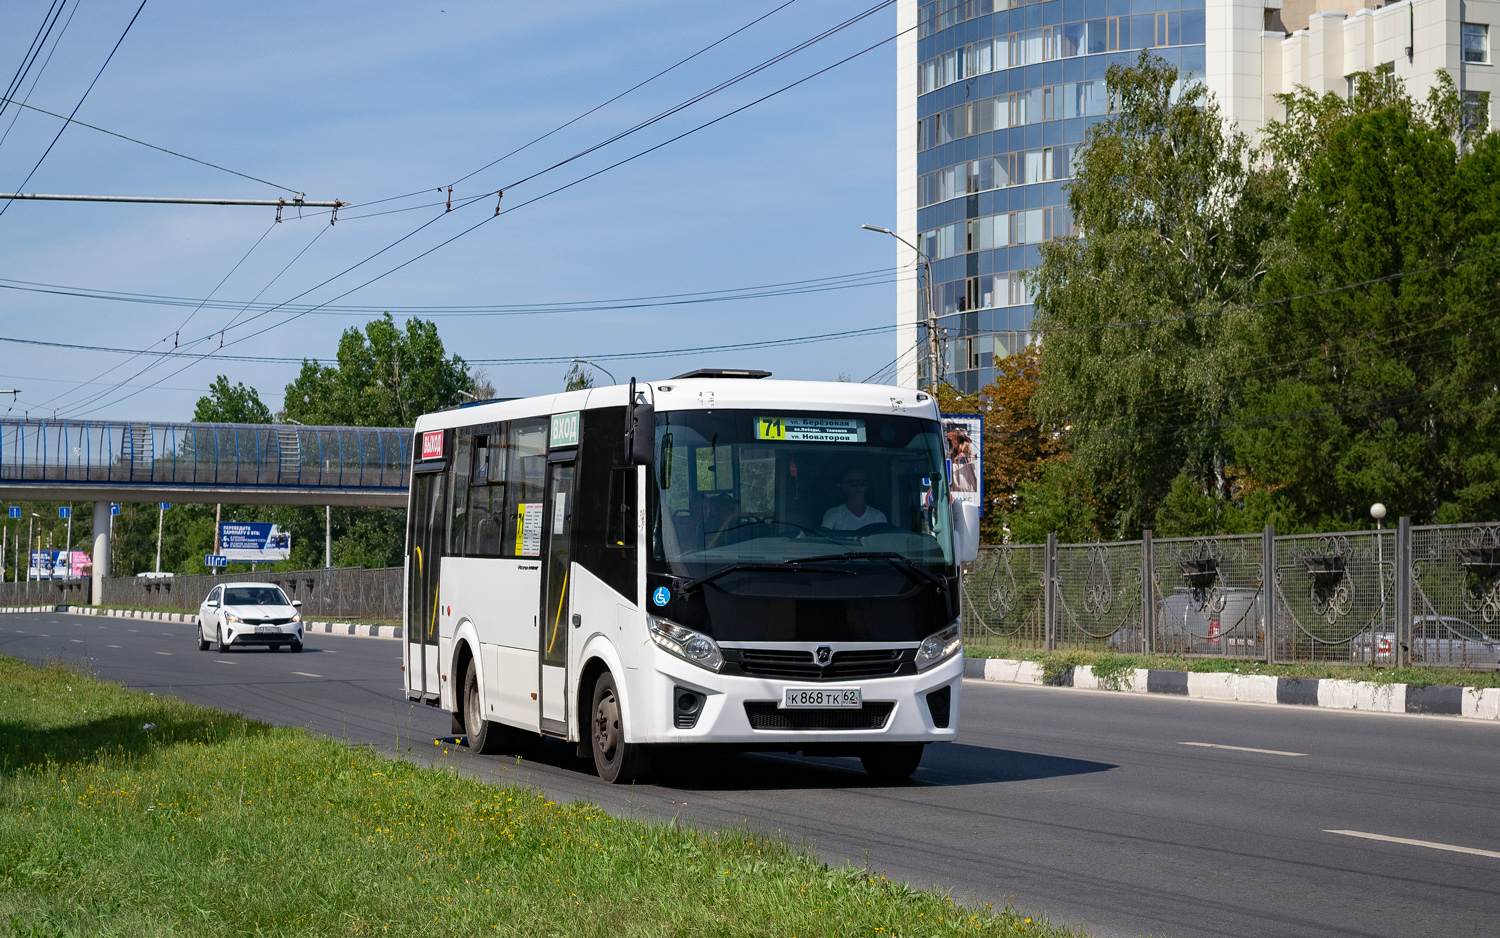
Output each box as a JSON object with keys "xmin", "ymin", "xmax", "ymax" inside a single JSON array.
[{"xmin": 964, "ymin": 520, "xmax": 1500, "ymax": 667}]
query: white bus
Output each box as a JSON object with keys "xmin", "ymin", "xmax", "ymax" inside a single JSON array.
[{"xmin": 403, "ymin": 370, "xmax": 979, "ymax": 783}]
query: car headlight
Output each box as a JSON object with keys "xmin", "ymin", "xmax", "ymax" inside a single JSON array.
[
  {"xmin": 223, "ymin": 612, "xmax": 242, "ymax": 623},
  {"xmin": 291, "ymin": 612, "xmax": 301, "ymax": 623},
  {"xmin": 915, "ymin": 622, "xmax": 962, "ymax": 671},
  {"xmin": 647, "ymin": 616, "xmax": 723, "ymax": 672}
]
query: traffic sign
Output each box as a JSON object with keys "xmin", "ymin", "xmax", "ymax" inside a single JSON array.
[
  {"xmin": 58, "ymin": 506, "xmax": 70, "ymax": 519},
  {"xmin": 159, "ymin": 503, "xmax": 171, "ymax": 510},
  {"xmin": 7, "ymin": 507, "xmax": 17, "ymax": 519},
  {"xmin": 204, "ymin": 554, "xmax": 228, "ymax": 568},
  {"xmin": 110, "ymin": 504, "xmax": 120, "ymax": 515}
]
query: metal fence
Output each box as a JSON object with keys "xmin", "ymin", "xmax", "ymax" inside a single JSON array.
[
  {"xmin": 963, "ymin": 520, "xmax": 1500, "ymax": 667},
  {"xmin": 0, "ymin": 419, "xmax": 411, "ymax": 491},
  {"xmin": 0, "ymin": 566, "xmax": 404, "ymax": 622}
]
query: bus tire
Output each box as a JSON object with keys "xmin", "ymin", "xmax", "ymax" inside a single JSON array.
[
  {"xmin": 463, "ymin": 658, "xmax": 511, "ymax": 755},
  {"xmin": 590, "ymin": 671, "xmax": 652, "ymax": 784},
  {"xmin": 860, "ymin": 743, "xmax": 924, "ymax": 781}
]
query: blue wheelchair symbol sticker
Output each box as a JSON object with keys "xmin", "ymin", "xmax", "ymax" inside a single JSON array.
[{"xmin": 652, "ymin": 586, "xmax": 671, "ymax": 607}]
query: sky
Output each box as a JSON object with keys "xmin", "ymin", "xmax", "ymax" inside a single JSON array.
[{"xmin": 0, "ymin": 0, "xmax": 905, "ymax": 423}]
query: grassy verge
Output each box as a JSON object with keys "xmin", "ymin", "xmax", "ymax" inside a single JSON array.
[
  {"xmin": 0, "ymin": 656, "xmax": 1078, "ymax": 937},
  {"xmin": 963, "ymin": 645, "xmax": 1500, "ymax": 689}
]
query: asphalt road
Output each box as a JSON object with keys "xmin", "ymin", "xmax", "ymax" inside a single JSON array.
[{"xmin": 5, "ymin": 609, "xmax": 1499, "ymax": 938}]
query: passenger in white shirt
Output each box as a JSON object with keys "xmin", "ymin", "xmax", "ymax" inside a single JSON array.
[{"xmin": 821, "ymin": 467, "xmax": 888, "ymax": 531}]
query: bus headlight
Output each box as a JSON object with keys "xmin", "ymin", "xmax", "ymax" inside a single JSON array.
[
  {"xmin": 915, "ymin": 623, "xmax": 962, "ymax": 671},
  {"xmin": 648, "ymin": 616, "xmax": 723, "ymax": 672}
]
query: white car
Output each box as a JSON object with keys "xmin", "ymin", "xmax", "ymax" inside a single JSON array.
[{"xmin": 196, "ymin": 582, "xmax": 305, "ymax": 653}]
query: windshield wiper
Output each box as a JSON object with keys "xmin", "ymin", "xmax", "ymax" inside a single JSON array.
[
  {"xmin": 675, "ymin": 561, "xmax": 854, "ymax": 595},
  {"xmin": 786, "ymin": 551, "xmax": 946, "ymax": 590}
]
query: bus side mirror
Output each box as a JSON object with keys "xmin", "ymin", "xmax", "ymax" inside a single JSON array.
[
  {"xmin": 952, "ymin": 499, "xmax": 980, "ymax": 564},
  {"xmin": 626, "ymin": 379, "xmax": 654, "ymax": 466}
]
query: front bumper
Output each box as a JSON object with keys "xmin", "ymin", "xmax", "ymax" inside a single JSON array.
[
  {"xmin": 225, "ymin": 624, "xmax": 303, "ymax": 646},
  {"xmin": 629, "ymin": 647, "xmax": 964, "ymax": 745}
]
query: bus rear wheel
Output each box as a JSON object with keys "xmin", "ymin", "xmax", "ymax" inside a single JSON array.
[
  {"xmin": 463, "ymin": 659, "xmax": 511, "ymax": 755},
  {"xmin": 590, "ymin": 672, "xmax": 652, "ymax": 784},
  {"xmin": 860, "ymin": 743, "xmax": 924, "ymax": 781}
]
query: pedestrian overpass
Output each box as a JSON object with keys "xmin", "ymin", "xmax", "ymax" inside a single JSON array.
[{"xmin": 0, "ymin": 418, "xmax": 412, "ymax": 598}]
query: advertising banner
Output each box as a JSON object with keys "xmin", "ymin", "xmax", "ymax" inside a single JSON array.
[
  {"xmin": 940, "ymin": 414, "xmax": 984, "ymax": 515},
  {"xmin": 218, "ymin": 522, "xmax": 292, "ymax": 562},
  {"xmin": 27, "ymin": 550, "xmax": 86, "ymax": 578}
]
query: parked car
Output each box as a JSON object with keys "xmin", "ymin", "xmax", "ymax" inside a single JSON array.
[
  {"xmin": 1152, "ymin": 586, "xmax": 1263, "ymax": 656},
  {"xmin": 197, "ymin": 582, "xmax": 304, "ymax": 653},
  {"xmin": 1354, "ymin": 615, "xmax": 1500, "ymax": 668}
]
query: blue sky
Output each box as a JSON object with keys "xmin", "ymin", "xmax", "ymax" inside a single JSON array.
[{"xmin": 0, "ymin": 1, "xmax": 903, "ymax": 422}]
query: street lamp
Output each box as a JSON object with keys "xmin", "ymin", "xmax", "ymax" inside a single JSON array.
[
  {"xmin": 571, "ymin": 358, "xmax": 618, "ymax": 385},
  {"xmin": 862, "ymin": 224, "xmax": 939, "ymax": 392}
]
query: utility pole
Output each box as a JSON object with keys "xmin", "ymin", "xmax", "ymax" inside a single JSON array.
[
  {"xmin": 63, "ymin": 505, "xmax": 72, "ymax": 578},
  {"xmin": 155, "ymin": 503, "xmax": 168, "ymax": 574},
  {"xmin": 27, "ymin": 514, "xmax": 35, "ymax": 582},
  {"xmin": 861, "ymin": 224, "xmax": 941, "ymax": 391},
  {"xmin": 214, "ymin": 504, "xmax": 222, "ymax": 575},
  {"xmin": 325, "ymin": 505, "xmax": 332, "ymax": 569}
]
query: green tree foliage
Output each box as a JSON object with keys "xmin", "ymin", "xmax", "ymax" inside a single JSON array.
[
  {"xmin": 563, "ymin": 363, "xmax": 596, "ymax": 391},
  {"xmin": 1017, "ymin": 56, "xmax": 1500, "ymax": 540},
  {"xmin": 193, "ymin": 377, "xmax": 272, "ymax": 423},
  {"xmin": 282, "ymin": 313, "xmax": 473, "ymax": 427},
  {"xmin": 1028, "ymin": 54, "xmax": 1280, "ymax": 537}
]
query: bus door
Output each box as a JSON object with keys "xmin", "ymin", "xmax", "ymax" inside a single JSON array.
[
  {"xmin": 538, "ymin": 452, "xmax": 576, "ymax": 735},
  {"xmin": 406, "ymin": 466, "xmax": 446, "ymax": 701}
]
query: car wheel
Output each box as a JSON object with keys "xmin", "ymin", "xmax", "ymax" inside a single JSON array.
[
  {"xmin": 590, "ymin": 671, "xmax": 652, "ymax": 783},
  {"xmin": 463, "ymin": 658, "xmax": 511, "ymax": 755},
  {"xmin": 860, "ymin": 743, "xmax": 925, "ymax": 781},
  {"xmin": 291, "ymin": 640, "xmax": 304, "ymax": 653},
  {"xmin": 197, "ymin": 624, "xmax": 210, "ymax": 651},
  {"xmin": 217, "ymin": 625, "xmax": 230, "ymax": 653}
]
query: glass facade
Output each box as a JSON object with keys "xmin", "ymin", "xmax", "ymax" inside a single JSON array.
[{"xmin": 913, "ymin": 0, "xmax": 1204, "ymax": 391}]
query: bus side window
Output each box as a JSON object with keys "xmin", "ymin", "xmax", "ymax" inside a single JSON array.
[{"xmin": 607, "ymin": 467, "xmax": 637, "ymax": 548}]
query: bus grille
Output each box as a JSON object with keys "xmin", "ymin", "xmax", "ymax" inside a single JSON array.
[
  {"xmin": 743, "ymin": 701, "xmax": 894, "ymax": 730},
  {"xmin": 731, "ymin": 648, "xmax": 907, "ymax": 681}
]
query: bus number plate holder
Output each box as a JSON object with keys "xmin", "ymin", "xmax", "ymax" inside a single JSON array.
[{"xmin": 780, "ymin": 687, "xmax": 862, "ymax": 709}]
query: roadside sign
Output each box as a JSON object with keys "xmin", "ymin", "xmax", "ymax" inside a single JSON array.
[
  {"xmin": 110, "ymin": 504, "xmax": 120, "ymax": 515},
  {"xmin": 58, "ymin": 506, "xmax": 70, "ymax": 519},
  {"xmin": 7, "ymin": 507, "xmax": 17, "ymax": 519},
  {"xmin": 204, "ymin": 554, "xmax": 228, "ymax": 568},
  {"xmin": 159, "ymin": 502, "xmax": 171, "ymax": 510}
]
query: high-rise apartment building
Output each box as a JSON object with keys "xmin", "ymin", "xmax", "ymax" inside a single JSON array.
[{"xmin": 894, "ymin": 0, "xmax": 1497, "ymax": 390}]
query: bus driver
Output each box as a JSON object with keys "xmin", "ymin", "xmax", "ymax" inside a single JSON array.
[{"xmin": 821, "ymin": 467, "xmax": 888, "ymax": 531}]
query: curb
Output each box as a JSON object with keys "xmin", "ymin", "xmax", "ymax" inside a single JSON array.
[
  {"xmin": 963, "ymin": 658, "xmax": 1500, "ymax": 721},
  {"xmin": 0, "ymin": 604, "xmax": 402, "ymax": 640}
]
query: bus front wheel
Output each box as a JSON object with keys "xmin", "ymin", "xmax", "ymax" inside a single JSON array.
[
  {"xmin": 860, "ymin": 743, "xmax": 925, "ymax": 781},
  {"xmin": 590, "ymin": 672, "xmax": 652, "ymax": 784},
  {"xmin": 464, "ymin": 659, "xmax": 513, "ymax": 755}
]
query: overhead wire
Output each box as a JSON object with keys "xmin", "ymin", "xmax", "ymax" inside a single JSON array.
[
  {"xmin": 0, "ymin": 0, "xmax": 67, "ymax": 128},
  {"xmin": 0, "ymin": 0, "xmax": 81, "ymax": 149},
  {"xmin": 0, "ymin": 94, "xmax": 301, "ymax": 193},
  {"xmin": 0, "ymin": 0, "xmax": 150, "ymax": 220}
]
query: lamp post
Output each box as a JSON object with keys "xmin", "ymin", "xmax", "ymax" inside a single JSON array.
[
  {"xmin": 28, "ymin": 513, "xmax": 38, "ymax": 583},
  {"xmin": 571, "ymin": 358, "xmax": 617, "ymax": 385},
  {"xmin": 862, "ymin": 223, "xmax": 939, "ymax": 392},
  {"xmin": 1372, "ymin": 502, "xmax": 1388, "ymax": 659}
]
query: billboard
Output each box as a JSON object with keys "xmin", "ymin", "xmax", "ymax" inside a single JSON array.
[
  {"xmin": 940, "ymin": 414, "xmax": 984, "ymax": 515},
  {"xmin": 218, "ymin": 522, "xmax": 292, "ymax": 562},
  {"xmin": 27, "ymin": 550, "xmax": 89, "ymax": 578}
]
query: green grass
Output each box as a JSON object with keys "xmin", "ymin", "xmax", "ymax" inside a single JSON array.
[
  {"xmin": 963, "ymin": 645, "xmax": 1500, "ymax": 689},
  {"xmin": 0, "ymin": 656, "xmax": 1078, "ymax": 938}
]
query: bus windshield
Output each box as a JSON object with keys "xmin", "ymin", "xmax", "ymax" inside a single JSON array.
[{"xmin": 650, "ymin": 409, "xmax": 954, "ymax": 577}]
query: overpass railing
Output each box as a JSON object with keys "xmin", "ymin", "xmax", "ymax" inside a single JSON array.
[{"xmin": 0, "ymin": 419, "xmax": 412, "ymax": 491}]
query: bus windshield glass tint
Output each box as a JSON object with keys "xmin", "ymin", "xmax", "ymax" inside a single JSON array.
[{"xmin": 650, "ymin": 410, "xmax": 954, "ymax": 574}]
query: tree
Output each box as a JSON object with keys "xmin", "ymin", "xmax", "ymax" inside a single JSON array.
[
  {"xmin": 1028, "ymin": 53, "xmax": 1281, "ymax": 537},
  {"xmin": 194, "ymin": 376, "xmax": 272, "ymax": 423},
  {"xmin": 563, "ymin": 363, "xmax": 595, "ymax": 391},
  {"xmin": 1228, "ymin": 75, "xmax": 1500, "ymax": 527},
  {"xmin": 282, "ymin": 313, "xmax": 473, "ymax": 427}
]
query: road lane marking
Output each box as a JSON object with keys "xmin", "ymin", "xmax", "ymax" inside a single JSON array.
[
  {"xmin": 214, "ymin": 660, "xmax": 236, "ymax": 665},
  {"xmin": 1179, "ymin": 741, "xmax": 1306, "ymax": 757},
  {"xmin": 291, "ymin": 671, "xmax": 321, "ymax": 678},
  {"xmin": 1325, "ymin": 830, "xmax": 1500, "ymax": 860},
  {"xmin": 71, "ymin": 639, "xmax": 83, "ymax": 643},
  {"xmin": 154, "ymin": 651, "xmax": 173, "ymax": 656},
  {"xmin": 107, "ymin": 645, "xmax": 120, "ymax": 648}
]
